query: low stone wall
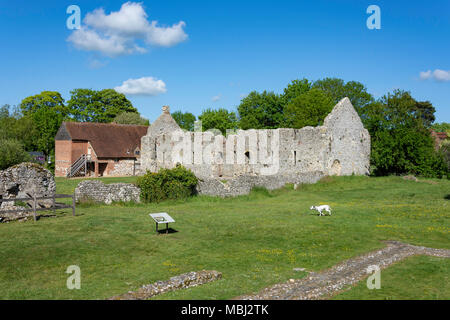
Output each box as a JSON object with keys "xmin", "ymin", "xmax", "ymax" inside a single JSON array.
[
  {"xmin": 196, "ymin": 171, "xmax": 325, "ymax": 197},
  {"xmin": 74, "ymin": 180, "xmax": 140, "ymax": 204},
  {"xmin": 109, "ymin": 270, "xmax": 222, "ymax": 300},
  {"xmin": 75, "ymin": 172, "xmax": 325, "ymax": 203}
]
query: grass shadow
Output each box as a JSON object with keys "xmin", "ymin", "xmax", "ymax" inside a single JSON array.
[{"xmin": 154, "ymin": 227, "xmax": 178, "ymax": 235}]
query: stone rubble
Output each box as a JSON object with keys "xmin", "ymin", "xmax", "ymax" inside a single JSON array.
[
  {"xmin": 109, "ymin": 270, "xmax": 222, "ymax": 300},
  {"xmin": 0, "ymin": 162, "xmax": 55, "ymax": 222},
  {"xmin": 237, "ymin": 241, "xmax": 450, "ymax": 300}
]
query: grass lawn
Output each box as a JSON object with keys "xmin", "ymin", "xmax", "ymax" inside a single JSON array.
[
  {"xmin": 334, "ymin": 255, "xmax": 450, "ymax": 300},
  {"xmin": 0, "ymin": 176, "xmax": 448, "ymax": 299}
]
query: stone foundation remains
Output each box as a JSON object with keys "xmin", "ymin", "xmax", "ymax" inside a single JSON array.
[{"xmin": 109, "ymin": 270, "xmax": 222, "ymax": 300}]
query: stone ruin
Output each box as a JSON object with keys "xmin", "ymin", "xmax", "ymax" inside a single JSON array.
[
  {"xmin": 0, "ymin": 162, "xmax": 56, "ymax": 222},
  {"xmin": 74, "ymin": 180, "xmax": 140, "ymax": 204},
  {"xmin": 140, "ymin": 98, "xmax": 371, "ymax": 196}
]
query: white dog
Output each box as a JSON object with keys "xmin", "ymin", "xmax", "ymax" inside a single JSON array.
[{"xmin": 310, "ymin": 205, "xmax": 332, "ymax": 216}]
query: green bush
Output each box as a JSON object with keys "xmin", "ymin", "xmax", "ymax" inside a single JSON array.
[
  {"xmin": 137, "ymin": 164, "xmax": 198, "ymax": 203},
  {"xmin": 0, "ymin": 138, "xmax": 31, "ymax": 170}
]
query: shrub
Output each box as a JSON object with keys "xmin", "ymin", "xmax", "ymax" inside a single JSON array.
[
  {"xmin": 0, "ymin": 138, "xmax": 31, "ymax": 170},
  {"xmin": 137, "ymin": 164, "xmax": 198, "ymax": 203}
]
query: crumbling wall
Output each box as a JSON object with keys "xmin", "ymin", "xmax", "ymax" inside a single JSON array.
[
  {"xmin": 74, "ymin": 180, "xmax": 140, "ymax": 204},
  {"xmin": 0, "ymin": 162, "xmax": 56, "ymax": 222},
  {"xmin": 139, "ymin": 98, "xmax": 371, "ymax": 196},
  {"xmin": 322, "ymin": 98, "xmax": 371, "ymax": 175},
  {"xmin": 196, "ymin": 171, "xmax": 325, "ymax": 197}
]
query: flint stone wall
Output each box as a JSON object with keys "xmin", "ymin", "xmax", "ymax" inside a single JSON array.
[
  {"xmin": 0, "ymin": 163, "xmax": 56, "ymax": 222},
  {"xmin": 140, "ymin": 98, "xmax": 371, "ymax": 180},
  {"xmin": 75, "ymin": 180, "xmax": 140, "ymax": 204},
  {"xmin": 196, "ymin": 171, "xmax": 325, "ymax": 197},
  {"xmin": 109, "ymin": 270, "xmax": 222, "ymax": 300}
]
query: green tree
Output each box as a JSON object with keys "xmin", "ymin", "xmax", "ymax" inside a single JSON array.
[
  {"xmin": 198, "ymin": 108, "xmax": 238, "ymax": 135},
  {"xmin": 172, "ymin": 111, "xmax": 196, "ymax": 131},
  {"xmin": 31, "ymin": 107, "xmax": 64, "ymax": 157},
  {"xmin": 0, "ymin": 104, "xmax": 10, "ymax": 119},
  {"xmin": 113, "ymin": 112, "xmax": 149, "ymax": 125},
  {"xmin": 365, "ymin": 90, "xmax": 447, "ymax": 178},
  {"xmin": 238, "ymin": 91, "xmax": 284, "ymax": 129},
  {"xmin": 20, "ymin": 91, "xmax": 68, "ymax": 117},
  {"xmin": 313, "ymin": 78, "xmax": 374, "ymax": 115},
  {"xmin": 0, "ymin": 106, "xmax": 37, "ymax": 152},
  {"xmin": 19, "ymin": 92, "xmax": 67, "ymax": 157},
  {"xmin": 0, "ymin": 139, "xmax": 31, "ymax": 170},
  {"xmin": 67, "ymin": 88, "xmax": 137, "ymax": 123},
  {"xmin": 431, "ymin": 122, "xmax": 450, "ymax": 135},
  {"xmin": 281, "ymin": 79, "xmax": 312, "ymax": 105},
  {"xmin": 283, "ymin": 88, "xmax": 335, "ymax": 128},
  {"xmin": 412, "ymin": 101, "xmax": 435, "ymax": 127}
]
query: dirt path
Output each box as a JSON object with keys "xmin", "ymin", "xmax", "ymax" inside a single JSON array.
[{"xmin": 237, "ymin": 241, "xmax": 450, "ymax": 300}]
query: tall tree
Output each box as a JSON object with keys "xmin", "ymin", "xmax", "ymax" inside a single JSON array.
[
  {"xmin": 172, "ymin": 111, "xmax": 196, "ymax": 131},
  {"xmin": 281, "ymin": 79, "xmax": 312, "ymax": 105},
  {"xmin": 0, "ymin": 139, "xmax": 32, "ymax": 170},
  {"xmin": 31, "ymin": 107, "xmax": 64, "ymax": 157},
  {"xmin": 365, "ymin": 90, "xmax": 447, "ymax": 178},
  {"xmin": 0, "ymin": 105, "xmax": 37, "ymax": 152},
  {"xmin": 412, "ymin": 101, "xmax": 436, "ymax": 127},
  {"xmin": 19, "ymin": 91, "xmax": 68, "ymax": 157},
  {"xmin": 0, "ymin": 104, "xmax": 10, "ymax": 119},
  {"xmin": 20, "ymin": 91, "xmax": 68, "ymax": 117},
  {"xmin": 113, "ymin": 112, "xmax": 149, "ymax": 125},
  {"xmin": 283, "ymin": 88, "xmax": 335, "ymax": 128},
  {"xmin": 198, "ymin": 108, "xmax": 238, "ymax": 135},
  {"xmin": 67, "ymin": 89, "xmax": 137, "ymax": 123},
  {"xmin": 238, "ymin": 91, "xmax": 284, "ymax": 129},
  {"xmin": 313, "ymin": 78, "xmax": 374, "ymax": 115}
]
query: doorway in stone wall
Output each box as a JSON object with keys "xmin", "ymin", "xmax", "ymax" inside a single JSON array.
[
  {"xmin": 98, "ymin": 163, "xmax": 107, "ymax": 177},
  {"xmin": 331, "ymin": 159, "xmax": 342, "ymax": 176}
]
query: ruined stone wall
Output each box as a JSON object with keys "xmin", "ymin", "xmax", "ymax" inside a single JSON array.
[
  {"xmin": 196, "ymin": 171, "xmax": 325, "ymax": 197},
  {"xmin": 0, "ymin": 163, "xmax": 56, "ymax": 222},
  {"xmin": 74, "ymin": 180, "xmax": 140, "ymax": 204},
  {"xmin": 140, "ymin": 98, "xmax": 370, "ymax": 180},
  {"xmin": 139, "ymin": 98, "xmax": 370, "ymax": 196}
]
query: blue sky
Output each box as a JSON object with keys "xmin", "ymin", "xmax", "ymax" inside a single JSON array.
[{"xmin": 0, "ymin": 0, "xmax": 449, "ymax": 123}]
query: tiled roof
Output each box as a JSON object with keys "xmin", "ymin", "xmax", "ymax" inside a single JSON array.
[{"xmin": 56, "ymin": 122, "xmax": 148, "ymax": 158}]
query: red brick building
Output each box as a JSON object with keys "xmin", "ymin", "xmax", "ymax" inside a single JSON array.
[{"xmin": 55, "ymin": 122, "xmax": 148, "ymax": 177}]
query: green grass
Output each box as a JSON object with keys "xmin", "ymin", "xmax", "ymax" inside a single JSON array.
[
  {"xmin": 0, "ymin": 175, "xmax": 448, "ymax": 299},
  {"xmin": 334, "ymin": 255, "xmax": 450, "ymax": 300},
  {"xmin": 55, "ymin": 176, "xmax": 138, "ymax": 195}
]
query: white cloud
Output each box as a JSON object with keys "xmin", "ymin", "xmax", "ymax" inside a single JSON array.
[
  {"xmin": 146, "ymin": 21, "xmax": 188, "ymax": 47},
  {"xmin": 212, "ymin": 95, "xmax": 221, "ymax": 102},
  {"xmin": 114, "ymin": 77, "xmax": 167, "ymax": 96},
  {"xmin": 419, "ymin": 69, "xmax": 450, "ymax": 82},
  {"xmin": 84, "ymin": 3, "xmax": 150, "ymax": 37},
  {"xmin": 67, "ymin": 2, "xmax": 187, "ymax": 56},
  {"xmin": 68, "ymin": 27, "xmax": 146, "ymax": 57},
  {"xmin": 419, "ymin": 70, "xmax": 432, "ymax": 80},
  {"xmin": 433, "ymin": 69, "xmax": 450, "ymax": 82}
]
